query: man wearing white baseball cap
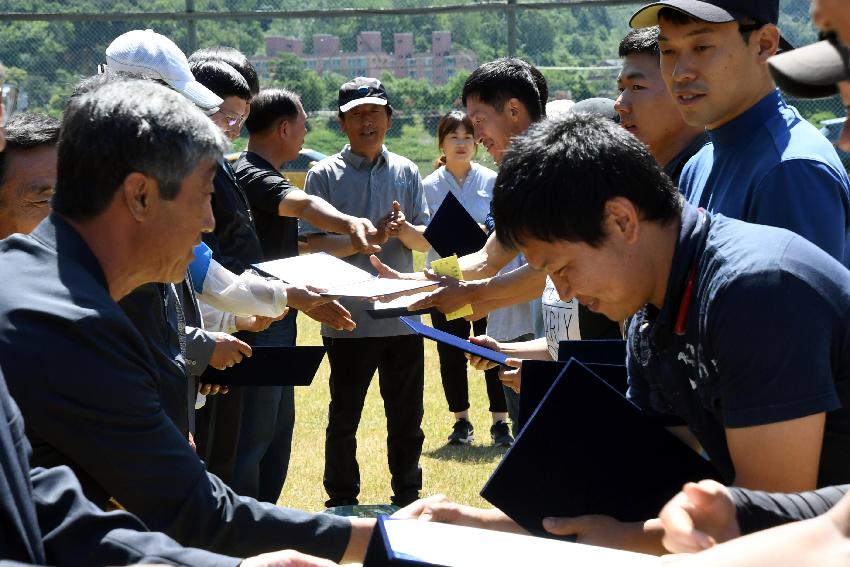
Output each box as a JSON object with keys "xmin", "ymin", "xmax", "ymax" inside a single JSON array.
[{"xmin": 104, "ymin": 28, "xmax": 222, "ymax": 113}]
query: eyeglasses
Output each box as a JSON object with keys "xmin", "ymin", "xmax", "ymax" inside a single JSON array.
[
  {"xmin": 1, "ymin": 83, "xmax": 18, "ymax": 127},
  {"xmin": 215, "ymin": 109, "xmax": 245, "ymax": 129}
]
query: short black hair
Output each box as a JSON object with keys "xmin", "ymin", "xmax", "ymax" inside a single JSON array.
[
  {"xmin": 245, "ymin": 88, "xmax": 300, "ymax": 134},
  {"xmin": 0, "ymin": 112, "xmax": 61, "ymax": 188},
  {"xmin": 462, "ymin": 57, "xmax": 547, "ymax": 122},
  {"xmin": 619, "ymin": 27, "xmax": 660, "ymax": 58},
  {"xmin": 657, "ymin": 8, "xmax": 759, "ymax": 43},
  {"xmin": 189, "ymin": 47, "xmax": 260, "ymax": 96},
  {"xmin": 190, "ymin": 59, "xmax": 251, "ymax": 101},
  {"xmin": 492, "ymin": 113, "xmax": 681, "ymax": 249},
  {"xmin": 52, "ymin": 79, "xmax": 226, "ymax": 220}
]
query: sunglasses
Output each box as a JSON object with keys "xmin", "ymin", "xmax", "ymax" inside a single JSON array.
[{"xmin": 215, "ymin": 109, "xmax": 245, "ymax": 129}]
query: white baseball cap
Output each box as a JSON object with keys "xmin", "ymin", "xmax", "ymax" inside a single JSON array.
[{"xmin": 104, "ymin": 29, "xmax": 223, "ymax": 112}]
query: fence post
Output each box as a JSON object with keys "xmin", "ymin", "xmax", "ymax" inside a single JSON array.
[
  {"xmin": 186, "ymin": 0, "xmax": 197, "ymax": 54},
  {"xmin": 506, "ymin": 0, "xmax": 516, "ymax": 56}
]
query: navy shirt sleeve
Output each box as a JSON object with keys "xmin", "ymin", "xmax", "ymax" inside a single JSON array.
[
  {"xmin": 8, "ymin": 309, "xmax": 351, "ymax": 560},
  {"xmin": 730, "ymin": 484, "xmax": 848, "ymax": 534},
  {"xmin": 31, "ymin": 467, "xmax": 239, "ymax": 567},
  {"xmin": 707, "ymin": 262, "xmax": 841, "ymax": 428},
  {"xmin": 751, "ymin": 159, "xmax": 850, "ymax": 264}
]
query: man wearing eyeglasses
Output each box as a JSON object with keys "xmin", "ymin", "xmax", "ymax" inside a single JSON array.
[{"xmin": 630, "ymin": 0, "xmax": 850, "ymax": 267}]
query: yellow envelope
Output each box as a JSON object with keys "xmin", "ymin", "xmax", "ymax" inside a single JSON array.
[{"xmin": 429, "ymin": 255, "xmax": 473, "ymax": 321}]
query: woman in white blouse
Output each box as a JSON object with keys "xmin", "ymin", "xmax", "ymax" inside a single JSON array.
[{"xmin": 422, "ymin": 111, "xmax": 512, "ymax": 447}]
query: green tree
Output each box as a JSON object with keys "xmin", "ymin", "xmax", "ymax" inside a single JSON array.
[{"xmin": 269, "ymin": 52, "xmax": 324, "ymax": 111}]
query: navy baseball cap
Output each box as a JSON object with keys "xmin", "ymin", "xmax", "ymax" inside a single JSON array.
[
  {"xmin": 630, "ymin": 0, "xmax": 792, "ymax": 52},
  {"xmin": 338, "ymin": 77, "xmax": 390, "ymax": 113},
  {"xmin": 769, "ymin": 37, "xmax": 850, "ymax": 99},
  {"xmin": 630, "ymin": 0, "xmax": 779, "ymax": 28}
]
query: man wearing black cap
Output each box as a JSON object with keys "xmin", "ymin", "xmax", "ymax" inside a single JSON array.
[
  {"xmin": 301, "ymin": 77, "xmax": 430, "ymax": 508},
  {"xmin": 630, "ymin": 0, "xmax": 850, "ymax": 267}
]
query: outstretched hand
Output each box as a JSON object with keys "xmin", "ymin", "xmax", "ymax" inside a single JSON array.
[
  {"xmin": 651, "ymin": 480, "xmax": 740, "ymax": 554},
  {"xmin": 347, "ymin": 216, "xmax": 382, "ymax": 254}
]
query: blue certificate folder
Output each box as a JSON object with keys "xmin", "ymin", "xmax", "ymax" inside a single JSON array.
[
  {"xmin": 481, "ymin": 359, "xmax": 722, "ymax": 537},
  {"xmin": 400, "ymin": 317, "xmax": 508, "ymax": 366},
  {"xmin": 517, "ymin": 361, "xmax": 628, "ymax": 431},
  {"xmin": 423, "ymin": 191, "xmax": 489, "ymax": 258},
  {"xmin": 202, "ymin": 346, "xmax": 325, "ymax": 386}
]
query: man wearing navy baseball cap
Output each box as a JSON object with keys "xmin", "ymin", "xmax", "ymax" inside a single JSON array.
[
  {"xmin": 630, "ymin": 0, "xmax": 850, "ymax": 269},
  {"xmin": 301, "ymin": 76, "xmax": 431, "ymax": 509}
]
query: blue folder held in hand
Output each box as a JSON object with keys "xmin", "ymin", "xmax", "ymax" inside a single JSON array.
[
  {"xmin": 400, "ymin": 316, "xmax": 508, "ymax": 366},
  {"xmin": 481, "ymin": 359, "xmax": 722, "ymax": 538},
  {"xmin": 423, "ymin": 191, "xmax": 489, "ymax": 258},
  {"xmin": 202, "ymin": 346, "xmax": 325, "ymax": 386}
]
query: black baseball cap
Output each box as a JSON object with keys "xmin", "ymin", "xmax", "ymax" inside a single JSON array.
[
  {"xmin": 769, "ymin": 37, "xmax": 850, "ymax": 99},
  {"xmin": 630, "ymin": 0, "xmax": 792, "ymax": 52},
  {"xmin": 338, "ymin": 77, "xmax": 390, "ymax": 113},
  {"xmin": 630, "ymin": 0, "xmax": 778, "ymax": 28}
]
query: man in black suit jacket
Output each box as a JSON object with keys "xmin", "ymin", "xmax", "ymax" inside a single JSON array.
[{"xmin": 0, "ymin": 78, "xmax": 372, "ymax": 563}]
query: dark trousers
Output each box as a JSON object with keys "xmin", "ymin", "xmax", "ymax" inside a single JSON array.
[
  {"xmin": 322, "ymin": 334, "xmax": 424, "ymax": 507},
  {"xmin": 230, "ymin": 314, "xmax": 297, "ymax": 503},
  {"xmin": 431, "ymin": 312, "xmax": 506, "ymax": 413}
]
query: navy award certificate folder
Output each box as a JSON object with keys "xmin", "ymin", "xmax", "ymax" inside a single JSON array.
[
  {"xmin": 362, "ymin": 516, "xmax": 660, "ymax": 566},
  {"xmin": 481, "ymin": 359, "xmax": 722, "ymax": 537},
  {"xmin": 399, "ymin": 316, "xmax": 508, "ymax": 366},
  {"xmin": 423, "ymin": 191, "xmax": 488, "ymax": 258},
  {"xmin": 202, "ymin": 346, "xmax": 325, "ymax": 386},
  {"xmin": 557, "ymin": 339, "xmax": 627, "ymax": 366},
  {"xmin": 518, "ymin": 361, "xmax": 628, "ymax": 430},
  {"xmin": 517, "ymin": 360, "xmax": 568, "ymax": 431}
]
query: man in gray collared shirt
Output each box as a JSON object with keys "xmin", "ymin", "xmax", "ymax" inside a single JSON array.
[{"xmin": 301, "ymin": 77, "xmax": 430, "ymax": 508}]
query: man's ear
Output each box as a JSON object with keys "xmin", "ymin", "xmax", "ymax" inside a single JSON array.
[
  {"xmin": 506, "ymin": 97, "xmax": 522, "ymax": 120},
  {"xmin": 604, "ymin": 196, "xmax": 640, "ymax": 244},
  {"xmin": 754, "ymin": 24, "xmax": 780, "ymax": 62},
  {"xmin": 278, "ymin": 118, "xmax": 289, "ymax": 139},
  {"xmin": 123, "ymin": 172, "xmax": 157, "ymax": 222}
]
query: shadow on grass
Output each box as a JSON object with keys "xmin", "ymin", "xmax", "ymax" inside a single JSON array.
[{"xmin": 424, "ymin": 443, "xmax": 508, "ymax": 464}]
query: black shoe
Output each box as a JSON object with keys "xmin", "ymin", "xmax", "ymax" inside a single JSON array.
[
  {"xmin": 325, "ymin": 497, "xmax": 358, "ymax": 508},
  {"xmin": 447, "ymin": 418, "xmax": 474, "ymax": 445},
  {"xmin": 391, "ymin": 493, "xmax": 418, "ymax": 507},
  {"xmin": 490, "ymin": 420, "xmax": 514, "ymax": 447}
]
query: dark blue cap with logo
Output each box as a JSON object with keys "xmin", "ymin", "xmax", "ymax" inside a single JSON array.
[
  {"xmin": 338, "ymin": 76, "xmax": 390, "ymax": 113},
  {"xmin": 629, "ymin": 0, "xmax": 779, "ymax": 28}
]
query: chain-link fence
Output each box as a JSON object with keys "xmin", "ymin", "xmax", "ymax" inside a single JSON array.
[{"xmin": 0, "ymin": 0, "xmax": 845, "ymax": 173}]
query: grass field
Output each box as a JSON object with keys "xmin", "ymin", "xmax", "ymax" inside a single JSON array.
[{"xmin": 278, "ymin": 253, "xmax": 506, "ymax": 511}]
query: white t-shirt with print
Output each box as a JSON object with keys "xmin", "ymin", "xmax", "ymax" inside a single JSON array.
[{"xmin": 541, "ymin": 276, "xmax": 581, "ymax": 360}]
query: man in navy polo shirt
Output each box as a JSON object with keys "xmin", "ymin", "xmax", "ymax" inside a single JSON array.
[
  {"xmin": 630, "ymin": 0, "xmax": 850, "ymax": 267},
  {"xmin": 396, "ymin": 113, "xmax": 850, "ymax": 554}
]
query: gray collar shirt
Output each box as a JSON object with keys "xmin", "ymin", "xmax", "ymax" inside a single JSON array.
[{"xmin": 300, "ymin": 144, "xmax": 430, "ymax": 338}]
